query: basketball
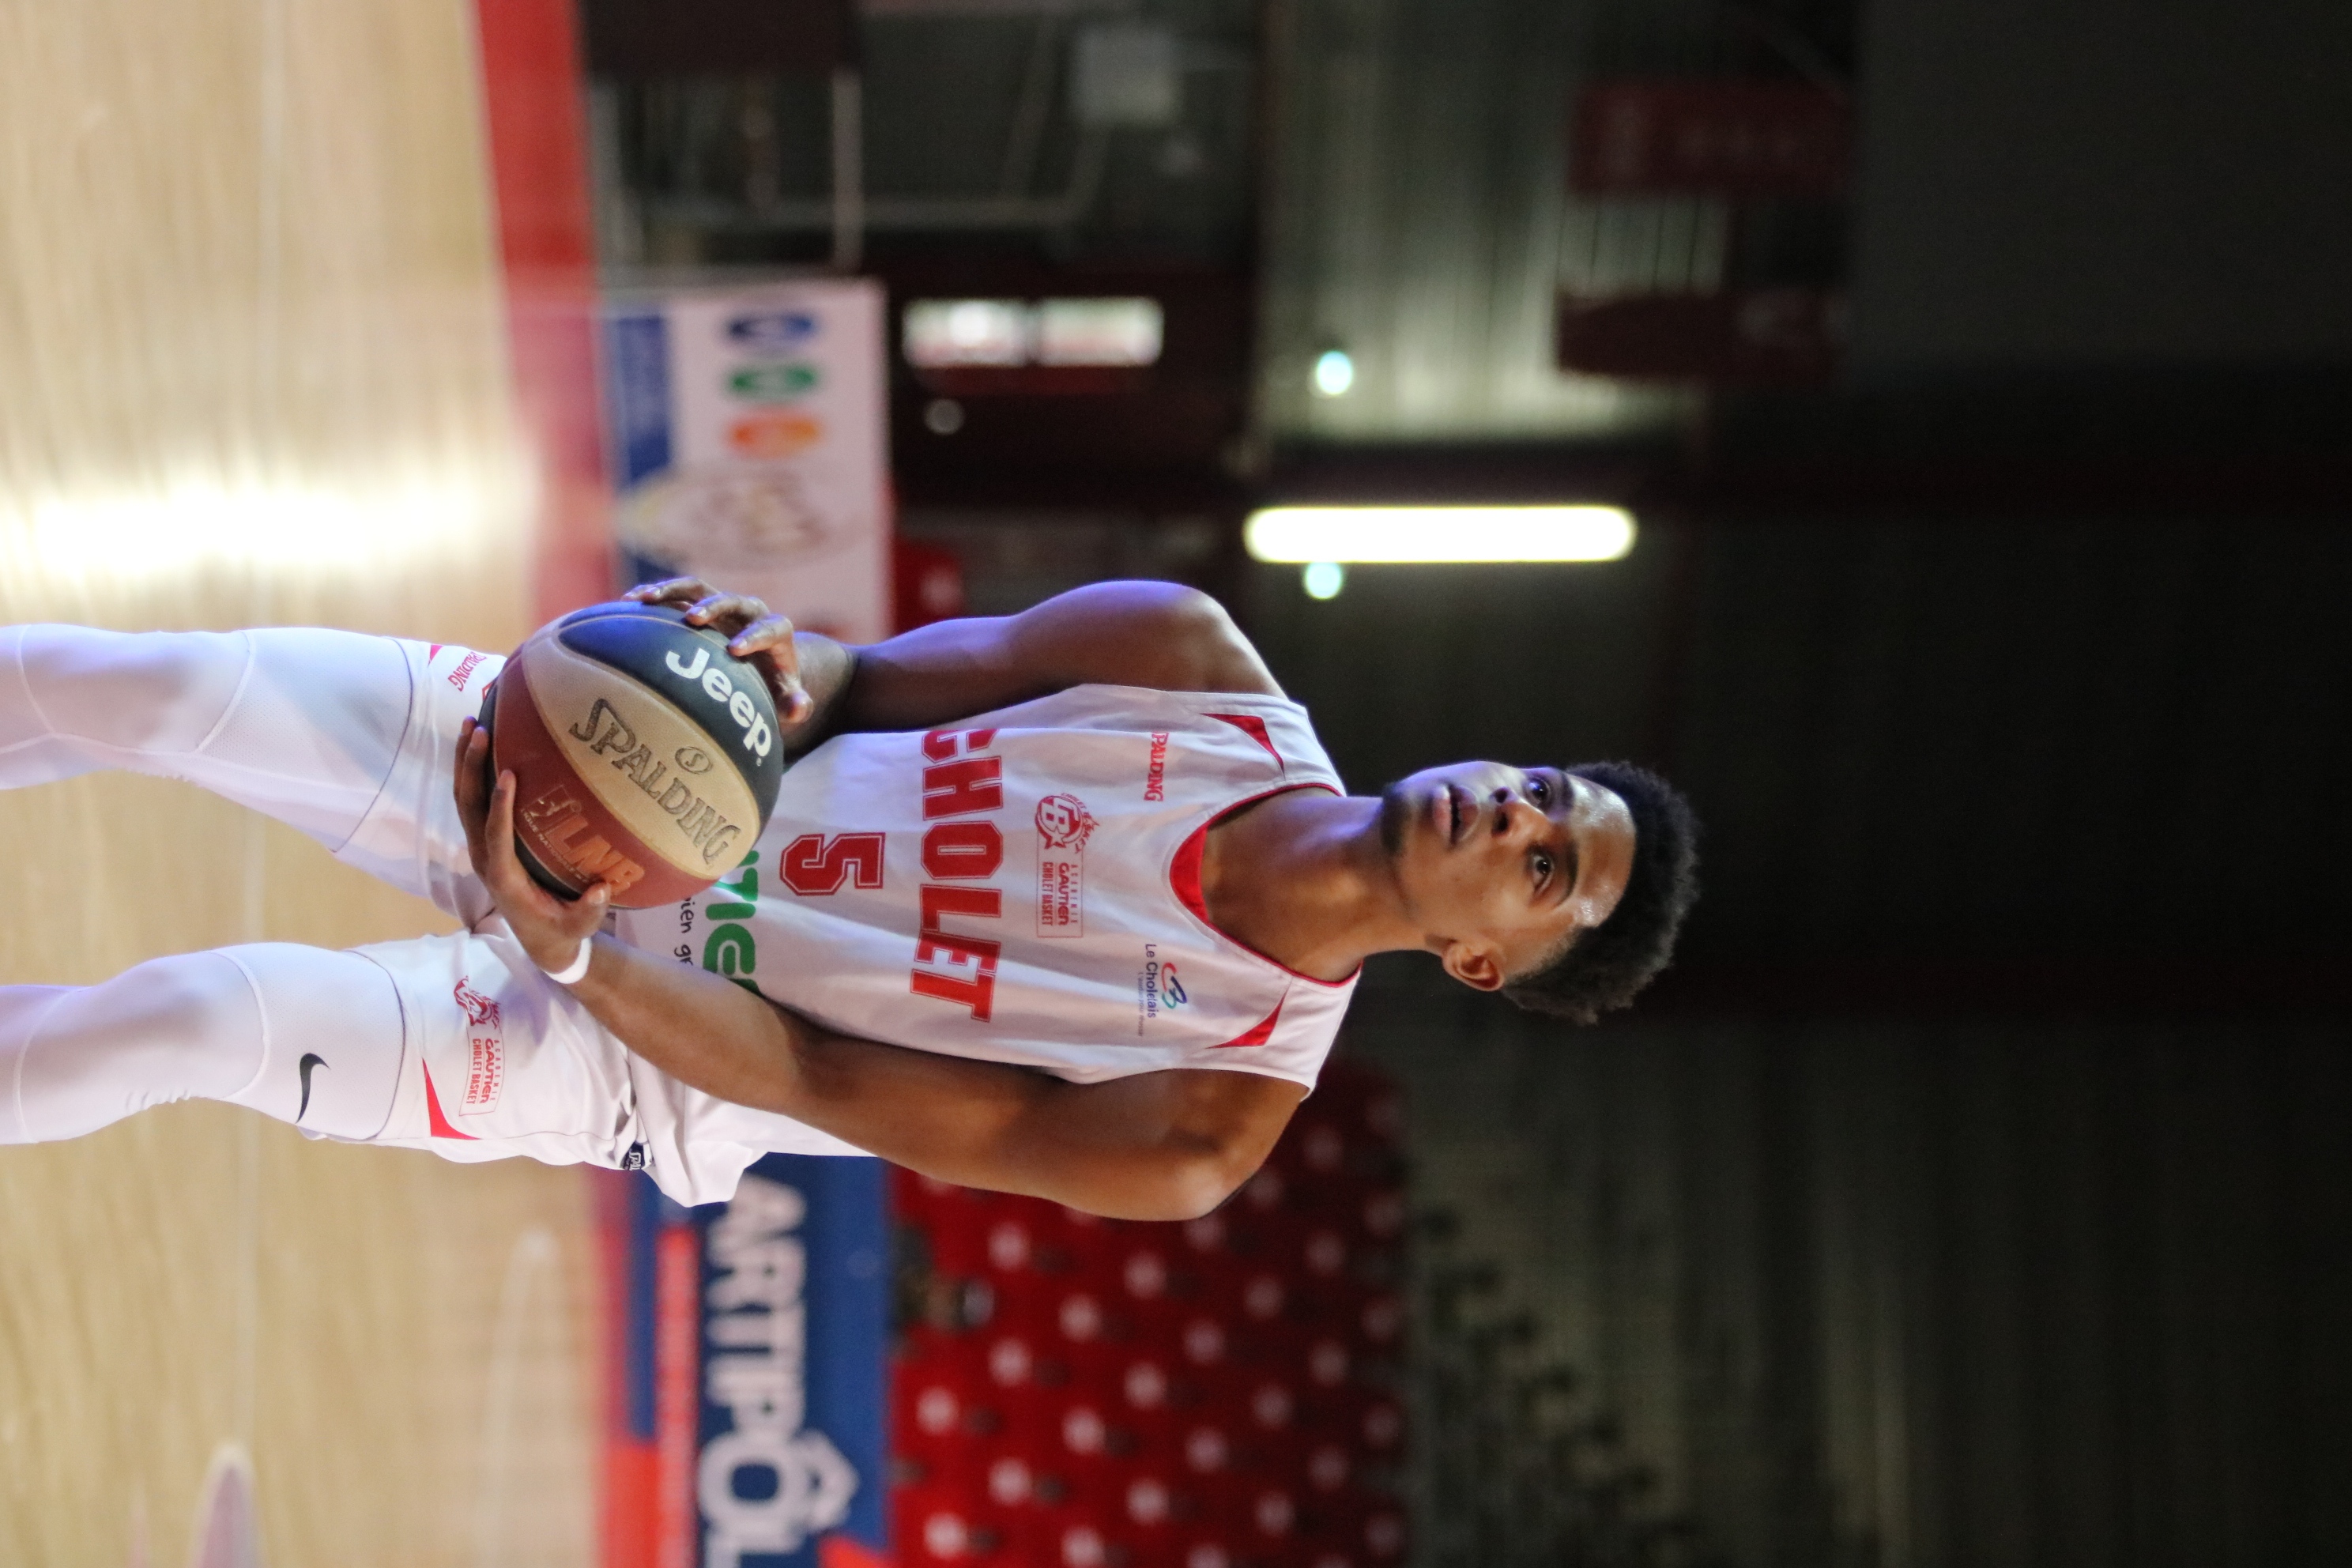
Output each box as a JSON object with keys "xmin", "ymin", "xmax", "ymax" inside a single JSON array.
[{"xmin": 480, "ymin": 600, "xmax": 786, "ymax": 908}]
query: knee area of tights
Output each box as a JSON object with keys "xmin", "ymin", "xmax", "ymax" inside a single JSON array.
[
  {"xmin": 23, "ymin": 626, "xmax": 247, "ymax": 752},
  {"xmin": 77, "ymin": 952, "xmax": 263, "ymax": 1053}
]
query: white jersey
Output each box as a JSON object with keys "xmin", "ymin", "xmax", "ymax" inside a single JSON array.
[
  {"xmin": 615, "ymin": 684, "xmax": 1361, "ymax": 1193},
  {"xmin": 2, "ymin": 626, "xmax": 1366, "ymax": 1210}
]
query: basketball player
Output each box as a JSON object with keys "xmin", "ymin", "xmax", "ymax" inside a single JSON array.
[{"xmin": 0, "ymin": 580, "xmax": 1697, "ymax": 1219}]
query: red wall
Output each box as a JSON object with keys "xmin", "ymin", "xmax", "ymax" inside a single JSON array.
[{"xmin": 473, "ymin": 0, "xmax": 613, "ymax": 625}]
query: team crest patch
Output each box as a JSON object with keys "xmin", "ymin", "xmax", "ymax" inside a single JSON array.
[
  {"xmin": 454, "ymin": 977, "xmax": 504, "ymax": 1111},
  {"xmin": 1035, "ymin": 793, "xmax": 1095, "ymax": 939}
]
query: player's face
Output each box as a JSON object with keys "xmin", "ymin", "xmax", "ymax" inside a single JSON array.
[{"xmin": 1378, "ymin": 762, "xmax": 1636, "ymax": 992}]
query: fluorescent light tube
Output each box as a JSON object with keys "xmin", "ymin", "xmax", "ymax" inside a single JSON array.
[{"xmin": 1244, "ymin": 506, "xmax": 1636, "ymax": 564}]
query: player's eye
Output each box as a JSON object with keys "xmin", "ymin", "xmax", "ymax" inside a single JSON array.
[
  {"xmin": 1528, "ymin": 775, "xmax": 1552, "ymax": 807},
  {"xmin": 1532, "ymin": 850, "xmax": 1553, "ymax": 886}
]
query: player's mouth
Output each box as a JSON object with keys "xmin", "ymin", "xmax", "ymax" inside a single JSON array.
[{"xmin": 1432, "ymin": 782, "xmax": 1473, "ymax": 846}]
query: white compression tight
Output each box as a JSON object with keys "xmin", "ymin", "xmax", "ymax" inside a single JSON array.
[
  {"xmin": 0, "ymin": 625, "xmax": 420, "ymax": 1144},
  {"xmin": 0, "ymin": 622, "xmax": 412, "ymax": 848},
  {"xmin": 0, "ymin": 945, "xmax": 405, "ymax": 1143}
]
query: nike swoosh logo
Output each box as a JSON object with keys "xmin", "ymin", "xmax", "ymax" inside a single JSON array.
[{"xmin": 296, "ymin": 1054, "xmax": 328, "ymax": 1121}]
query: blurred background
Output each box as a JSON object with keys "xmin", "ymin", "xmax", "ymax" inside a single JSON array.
[
  {"xmin": 2, "ymin": 0, "xmax": 2347, "ymax": 1563},
  {"xmin": 585, "ymin": 2, "xmax": 2352, "ymax": 1561}
]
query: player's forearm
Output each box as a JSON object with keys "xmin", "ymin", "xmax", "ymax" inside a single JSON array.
[
  {"xmin": 565, "ymin": 936, "xmax": 810, "ymax": 1113},
  {"xmin": 564, "ymin": 937, "xmax": 1251, "ymax": 1219},
  {"xmin": 782, "ymin": 1034, "xmax": 1260, "ymax": 1221}
]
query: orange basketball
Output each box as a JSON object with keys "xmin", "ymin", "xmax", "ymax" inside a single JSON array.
[{"xmin": 479, "ymin": 601, "xmax": 786, "ymax": 908}]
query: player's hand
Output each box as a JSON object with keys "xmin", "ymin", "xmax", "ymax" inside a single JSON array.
[
  {"xmin": 454, "ymin": 717, "xmax": 612, "ymax": 975},
  {"xmin": 626, "ymin": 576, "xmax": 813, "ymax": 725}
]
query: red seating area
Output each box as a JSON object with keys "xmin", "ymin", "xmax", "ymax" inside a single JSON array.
[{"xmin": 891, "ymin": 1063, "xmax": 1409, "ymax": 1568}]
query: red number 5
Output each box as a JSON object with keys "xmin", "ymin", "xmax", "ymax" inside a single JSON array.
[{"xmin": 780, "ymin": 832, "xmax": 885, "ymax": 895}]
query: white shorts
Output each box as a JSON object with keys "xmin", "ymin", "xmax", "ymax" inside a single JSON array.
[
  {"xmin": 341, "ymin": 643, "xmax": 862, "ymax": 1203},
  {"xmin": 355, "ymin": 918, "xmax": 860, "ymax": 1205}
]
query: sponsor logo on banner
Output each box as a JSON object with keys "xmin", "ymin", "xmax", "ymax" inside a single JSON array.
[
  {"xmin": 603, "ymin": 281, "xmax": 891, "ymax": 643},
  {"xmin": 699, "ymin": 1172, "xmax": 867, "ymax": 1568},
  {"xmin": 453, "ymin": 978, "xmax": 503, "ymax": 1111},
  {"xmin": 727, "ymin": 311, "xmax": 820, "ymax": 350},
  {"xmin": 1136, "ymin": 942, "xmax": 1190, "ymax": 1031},
  {"xmin": 1035, "ymin": 793, "xmax": 1095, "ymax": 938},
  {"xmin": 727, "ymin": 364, "xmax": 821, "ymax": 402},
  {"xmin": 727, "ymin": 411, "xmax": 824, "ymax": 459},
  {"xmin": 604, "ymin": 1151, "xmax": 888, "ymax": 1568},
  {"xmin": 617, "ymin": 469, "xmax": 835, "ymax": 575}
]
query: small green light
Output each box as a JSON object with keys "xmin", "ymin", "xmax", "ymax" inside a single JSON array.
[{"xmin": 1302, "ymin": 561, "xmax": 1345, "ymax": 599}]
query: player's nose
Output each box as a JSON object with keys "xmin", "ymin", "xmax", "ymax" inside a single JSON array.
[{"xmin": 1489, "ymin": 787, "xmax": 1540, "ymax": 839}]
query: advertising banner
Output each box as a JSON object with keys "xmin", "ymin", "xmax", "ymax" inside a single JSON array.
[
  {"xmin": 1557, "ymin": 288, "xmax": 1845, "ymax": 384},
  {"xmin": 602, "ymin": 1155, "xmax": 891, "ymax": 1568},
  {"xmin": 605, "ymin": 280, "xmax": 891, "ymax": 643},
  {"xmin": 1570, "ymin": 79, "xmax": 1849, "ymax": 198}
]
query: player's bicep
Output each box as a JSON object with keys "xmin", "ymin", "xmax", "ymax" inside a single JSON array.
[
  {"xmin": 1003, "ymin": 582, "xmax": 1282, "ymax": 699},
  {"xmin": 911, "ymin": 1062, "xmax": 1303, "ymax": 1220},
  {"xmin": 838, "ymin": 581, "xmax": 1280, "ymax": 732},
  {"xmin": 1106, "ymin": 1066, "xmax": 1308, "ymax": 1193},
  {"xmin": 1185, "ymin": 1072, "xmax": 1317, "ymax": 1185}
]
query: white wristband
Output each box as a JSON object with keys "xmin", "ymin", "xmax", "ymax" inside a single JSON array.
[{"xmin": 541, "ymin": 938, "xmax": 593, "ymax": 986}]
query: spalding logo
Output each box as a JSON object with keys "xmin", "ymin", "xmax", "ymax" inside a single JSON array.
[
  {"xmin": 567, "ymin": 699, "xmax": 744, "ymax": 868},
  {"xmin": 663, "ymin": 646, "xmax": 775, "ymax": 759}
]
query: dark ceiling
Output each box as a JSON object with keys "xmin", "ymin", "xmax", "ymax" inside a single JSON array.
[{"xmin": 1243, "ymin": 511, "xmax": 2352, "ymax": 1010}]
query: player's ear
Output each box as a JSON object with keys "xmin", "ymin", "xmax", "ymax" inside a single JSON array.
[{"xmin": 1438, "ymin": 940, "xmax": 1506, "ymax": 992}]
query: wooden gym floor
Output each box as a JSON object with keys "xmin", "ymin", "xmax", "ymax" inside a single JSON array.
[{"xmin": 0, "ymin": 1, "xmax": 600, "ymax": 1562}]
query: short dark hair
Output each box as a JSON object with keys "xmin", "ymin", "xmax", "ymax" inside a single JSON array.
[{"xmin": 1502, "ymin": 760, "xmax": 1699, "ymax": 1025}]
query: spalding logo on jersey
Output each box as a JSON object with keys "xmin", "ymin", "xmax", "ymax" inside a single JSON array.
[{"xmin": 488, "ymin": 601, "xmax": 786, "ymax": 907}]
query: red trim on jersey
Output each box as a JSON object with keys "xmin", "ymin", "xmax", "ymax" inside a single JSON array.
[
  {"xmin": 428, "ymin": 643, "xmax": 444, "ymax": 663},
  {"xmin": 1212, "ymin": 997, "xmax": 1286, "ymax": 1050},
  {"xmin": 1207, "ymin": 712, "xmax": 1285, "ymax": 772},
  {"xmin": 1168, "ymin": 785, "xmax": 1357, "ymax": 989},
  {"xmin": 1170, "ymin": 827, "xmax": 1212, "ymax": 924},
  {"xmin": 424, "ymin": 1065, "xmax": 478, "ymax": 1140}
]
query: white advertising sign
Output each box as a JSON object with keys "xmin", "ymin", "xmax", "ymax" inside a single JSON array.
[{"xmin": 605, "ymin": 279, "xmax": 891, "ymax": 643}]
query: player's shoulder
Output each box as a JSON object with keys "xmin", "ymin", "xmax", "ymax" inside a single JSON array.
[
  {"xmin": 1132, "ymin": 584, "xmax": 1283, "ymax": 699},
  {"xmin": 1033, "ymin": 581, "xmax": 1283, "ymax": 700}
]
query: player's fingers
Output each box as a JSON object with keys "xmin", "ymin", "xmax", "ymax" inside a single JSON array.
[
  {"xmin": 727, "ymin": 612, "xmax": 812, "ymax": 722},
  {"xmin": 481, "ymin": 768, "xmax": 528, "ymax": 895},
  {"xmin": 454, "ymin": 719, "xmax": 493, "ymax": 865},
  {"xmin": 483, "ymin": 771, "xmax": 557, "ymax": 912},
  {"xmin": 775, "ymin": 664, "xmax": 812, "ymax": 724},
  {"xmin": 726, "ymin": 610, "xmax": 797, "ymax": 657},
  {"xmin": 486, "ymin": 771, "xmax": 609, "ymax": 940},
  {"xmin": 627, "ymin": 576, "xmax": 714, "ymax": 607},
  {"xmin": 686, "ymin": 591, "xmax": 771, "ymax": 635}
]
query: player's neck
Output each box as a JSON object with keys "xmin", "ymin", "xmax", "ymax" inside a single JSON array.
[{"xmin": 1200, "ymin": 790, "xmax": 1415, "ymax": 981}]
